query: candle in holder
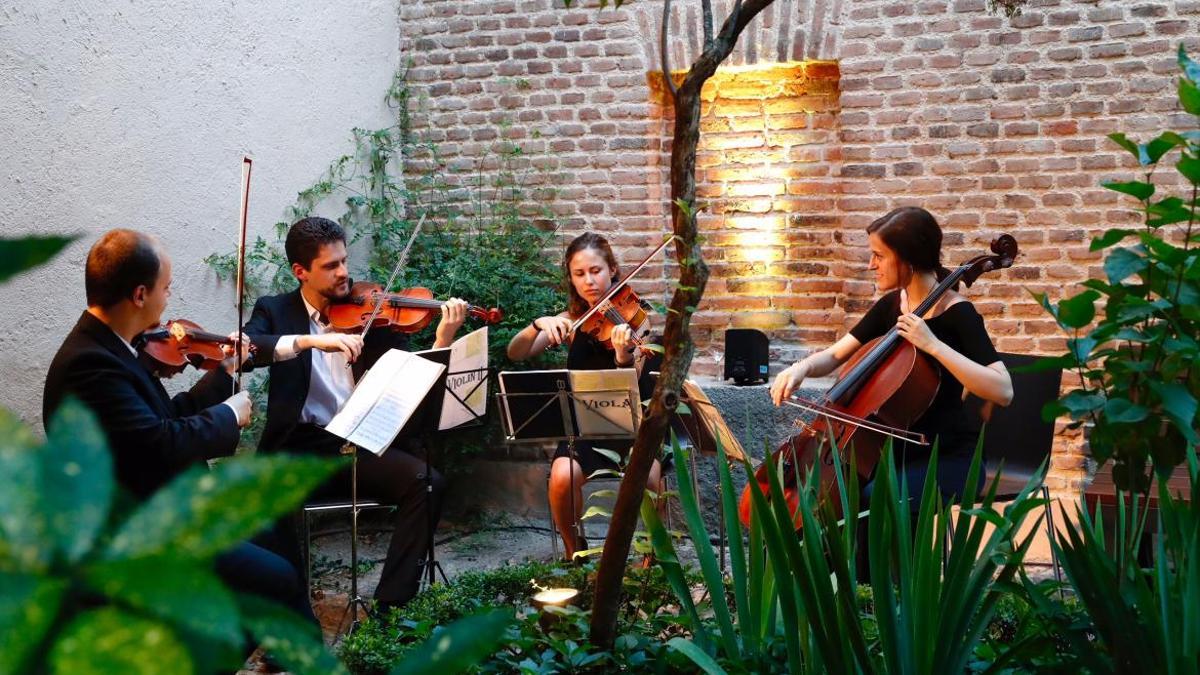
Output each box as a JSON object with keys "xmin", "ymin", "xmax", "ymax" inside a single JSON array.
[{"xmin": 531, "ymin": 587, "xmax": 579, "ymax": 610}]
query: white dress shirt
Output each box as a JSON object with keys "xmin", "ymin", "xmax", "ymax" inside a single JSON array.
[{"xmin": 272, "ymin": 294, "xmax": 356, "ymax": 426}]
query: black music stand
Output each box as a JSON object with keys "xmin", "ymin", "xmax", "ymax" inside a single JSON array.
[
  {"xmin": 406, "ymin": 348, "xmax": 454, "ymax": 588},
  {"xmin": 335, "ymin": 439, "xmax": 373, "ymax": 638},
  {"xmin": 496, "ymin": 369, "xmax": 640, "ymax": 561}
]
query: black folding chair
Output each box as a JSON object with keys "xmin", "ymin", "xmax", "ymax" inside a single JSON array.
[{"xmin": 967, "ymin": 352, "xmax": 1064, "ymax": 583}]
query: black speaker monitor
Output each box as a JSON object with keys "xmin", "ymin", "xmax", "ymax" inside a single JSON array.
[{"xmin": 723, "ymin": 328, "xmax": 769, "ymax": 385}]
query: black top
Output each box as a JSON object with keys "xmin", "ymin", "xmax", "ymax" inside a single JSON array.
[
  {"xmin": 43, "ymin": 311, "xmax": 240, "ymax": 498},
  {"xmin": 848, "ymin": 290, "xmax": 1000, "ymax": 459}
]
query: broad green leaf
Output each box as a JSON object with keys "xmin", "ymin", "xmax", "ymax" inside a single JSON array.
[
  {"xmin": 1178, "ymin": 155, "xmax": 1200, "ymax": 185},
  {"xmin": 238, "ymin": 594, "xmax": 348, "ymax": 675},
  {"xmin": 0, "ymin": 408, "xmax": 47, "ymax": 570},
  {"xmin": 43, "ymin": 399, "xmax": 113, "ymax": 564},
  {"xmin": 83, "ymin": 559, "xmax": 241, "ymax": 648},
  {"xmin": 1104, "ymin": 398, "xmax": 1150, "ymax": 424},
  {"xmin": 49, "ymin": 607, "xmax": 194, "ymax": 675},
  {"xmin": 592, "ymin": 446, "xmax": 623, "ymax": 467},
  {"xmin": 1148, "ymin": 381, "xmax": 1199, "ymax": 443},
  {"xmin": 1180, "ymin": 44, "xmax": 1200, "ymax": 83},
  {"xmin": 667, "ymin": 637, "xmax": 730, "ymax": 674},
  {"xmin": 1179, "ymin": 79, "xmax": 1200, "ymax": 116},
  {"xmin": 1105, "ymin": 247, "xmax": 1146, "ymax": 284},
  {"xmin": 1060, "ymin": 391, "xmax": 1105, "ymax": 418},
  {"xmin": 0, "ymin": 573, "xmax": 67, "ymax": 674},
  {"xmin": 1056, "ymin": 290, "xmax": 1100, "ymax": 329},
  {"xmin": 1144, "ymin": 133, "xmax": 1182, "ymax": 164},
  {"xmin": 104, "ymin": 454, "xmax": 344, "ymax": 561},
  {"xmin": 388, "ymin": 609, "xmax": 514, "ymax": 675},
  {"xmin": 1146, "ymin": 196, "xmax": 1193, "ymax": 228},
  {"xmin": 1108, "ymin": 132, "xmax": 1140, "ymax": 160},
  {"xmin": 1090, "ymin": 228, "xmax": 1138, "ymax": 251},
  {"xmin": 581, "ymin": 505, "xmax": 611, "ymax": 520},
  {"xmin": 1067, "ymin": 336, "xmax": 1098, "ymax": 363},
  {"xmin": 1102, "ymin": 181, "xmax": 1155, "ymax": 201},
  {"xmin": 0, "ymin": 235, "xmax": 76, "ymax": 283}
]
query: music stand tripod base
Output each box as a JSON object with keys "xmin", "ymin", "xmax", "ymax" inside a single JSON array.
[{"xmin": 335, "ymin": 441, "xmax": 373, "ymax": 638}]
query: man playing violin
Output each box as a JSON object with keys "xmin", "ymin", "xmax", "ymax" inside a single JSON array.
[
  {"xmin": 242, "ymin": 216, "xmax": 467, "ymax": 612},
  {"xmin": 43, "ymin": 228, "xmax": 317, "ymax": 643}
]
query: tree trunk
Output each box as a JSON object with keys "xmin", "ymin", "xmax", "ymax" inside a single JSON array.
[{"xmin": 589, "ymin": 0, "xmax": 776, "ymax": 648}]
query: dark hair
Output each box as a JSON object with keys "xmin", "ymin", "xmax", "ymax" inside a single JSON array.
[
  {"xmin": 85, "ymin": 229, "xmax": 161, "ymax": 308},
  {"xmin": 866, "ymin": 207, "xmax": 952, "ymax": 283},
  {"xmin": 563, "ymin": 232, "xmax": 619, "ymax": 318},
  {"xmin": 285, "ymin": 217, "xmax": 346, "ymax": 269}
]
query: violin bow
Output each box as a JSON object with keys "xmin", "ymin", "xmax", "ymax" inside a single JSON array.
[
  {"xmin": 569, "ymin": 233, "xmax": 676, "ymax": 334},
  {"xmin": 359, "ymin": 211, "xmax": 427, "ymax": 342},
  {"xmin": 235, "ymin": 156, "xmax": 252, "ymax": 393}
]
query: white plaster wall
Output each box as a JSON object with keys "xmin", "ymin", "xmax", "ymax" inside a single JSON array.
[{"xmin": 0, "ymin": 0, "xmax": 401, "ymax": 427}]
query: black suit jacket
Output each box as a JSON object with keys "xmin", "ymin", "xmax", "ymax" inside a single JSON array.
[
  {"xmin": 242, "ymin": 289, "xmax": 408, "ymax": 454},
  {"xmin": 43, "ymin": 311, "xmax": 240, "ymax": 499}
]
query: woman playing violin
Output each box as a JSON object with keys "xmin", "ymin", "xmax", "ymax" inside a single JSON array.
[
  {"xmin": 508, "ymin": 232, "xmax": 665, "ymax": 561},
  {"xmin": 770, "ymin": 207, "xmax": 1013, "ymax": 502}
]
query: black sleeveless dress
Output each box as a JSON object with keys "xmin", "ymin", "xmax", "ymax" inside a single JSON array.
[
  {"xmin": 553, "ymin": 331, "xmax": 665, "ymax": 477},
  {"xmin": 847, "ymin": 290, "xmax": 1000, "ymax": 503}
]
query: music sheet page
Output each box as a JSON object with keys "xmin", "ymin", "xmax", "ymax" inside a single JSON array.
[
  {"xmin": 325, "ymin": 349, "xmax": 446, "ymax": 455},
  {"xmin": 439, "ymin": 326, "xmax": 489, "ymax": 430}
]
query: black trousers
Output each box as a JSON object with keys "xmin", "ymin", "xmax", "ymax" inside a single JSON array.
[
  {"xmin": 215, "ymin": 540, "xmax": 317, "ymax": 668},
  {"xmin": 261, "ymin": 424, "xmax": 446, "ymax": 607}
]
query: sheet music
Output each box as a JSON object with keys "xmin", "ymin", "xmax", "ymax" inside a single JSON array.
[
  {"xmin": 568, "ymin": 369, "xmax": 640, "ymax": 438},
  {"xmin": 439, "ymin": 326, "xmax": 489, "ymax": 430},
  {"xmin": 325, "ymin": 349, "xmax": 446, "ymax": 455},
  {"xmin": 681, "ymin": 379, "xmax": 747, "ymax": 462}
]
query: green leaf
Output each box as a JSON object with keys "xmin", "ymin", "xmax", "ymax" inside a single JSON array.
[
  {"xmin": 592, "ymin": 446, "xmax": 623, "ymax": 467},
  {"xmin": 1056, "ymin": 290, "xmax": 1100, "ymax": 329},
  {"xmin": 1104, "ymin": 398, "xmax": 1150, "ymax": 424},
  {"xmin": 83, "ymin": 559, "xmax": 242, "ymax": 648},
  {"xmin": 1144, "ymin": 133, "xmax": 1182, "ymax": 164},
  {"xmin": 1178, "ymin": 155, "xmax": 1200, "ymax": 185},
  {"xmin": 581, "ymin": 505, "xmax": 612, "ymax": 520},
  {"xmin": 1180, "ymin": 44, "xmax": 1200, "ymax": 82},
  {"xmin": 1179, "ymin": 79, "xmax": 1200, "ymax": 116},
  {"xmin": 1060, "ymin": 391, "xmax": 1106, "ymax": 418},
  {"xmin": 1090, "ymin": 228, "xmax": 1138, "ymax": 251},
  {"xmin": 667, "ymin": 637, "xmax": 730, "ymax": 674},
  {"xmin": 43, "ymin": 399, "xmax": 114, "ymax": 564},
  {"xmin": 388, "ymin": 609, "xmax": 514, "ymax": 675},
  {"xmin": 1108, "ymin": 132, "xmax": 1140, "ymax": 160},
  {"xmin": 1149, "ymin": 381, "xmax": 1199, "ymax": 444},
  {"xmin": 238, "ymin": 594, "xmax": 348, "ymax": 675},
  {"xmin": 1105, "ymin": 247, "xmax": 1147, "ymax": 284},
  {"xmin": 1103, "ymin": 181, "xmax": 1155, "ymax": 201},
  {"xmin": 1067, "ymin": 336, "xmax": 1098, "ymax": 363},
  {"xmin": 0, "ymin": 408, "xmax": 47, "ymax": 570},
  {"xmin": 0, "ymin": 573, "xmax": 67, "ymax": 674},
  {"xmin": 104, "ymin": 454, "xmax": 344, "ymax": 561},
  {"xmin": 49, "ymin": 608, "xmax": 194, "ymax": 675},
  {"xmin": 0, "ymin": 236, "xmax": 76, "ymax": 283}
]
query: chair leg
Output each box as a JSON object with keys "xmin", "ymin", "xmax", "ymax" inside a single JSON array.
[{"xmin": 1041, "ymin": 486, "xmax": 1063, "ymax": 587}]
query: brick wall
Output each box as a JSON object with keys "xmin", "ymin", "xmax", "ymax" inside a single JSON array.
[{"xmin": 401, "ymin": 0, "xmax": 1200, "ymax": 493}]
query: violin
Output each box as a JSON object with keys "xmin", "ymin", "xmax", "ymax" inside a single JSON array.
[
  {"xmin": 568, "ymin": 235, "xmax": 675, "ymax": 355},
  {"xmin": 326, "ymin": 282, "xmax": 503, "ymax": 334},
  {"xmin": 737, "ymin": 234, "xmax": 1019, "ymax": 530},
  {"xmin": 576, "ymin": 285, "xmax": 655, "ymax": 354},
  {"xmin": 138, "ymin": 319, "xmax": 253, "ymax": 378}
]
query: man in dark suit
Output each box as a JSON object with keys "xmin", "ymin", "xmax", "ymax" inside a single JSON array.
[
  {"xmin": 43, "ymin": 228, "xmax": 316, "ymax": 630},
  {"xmin": 243, "ymin": 216, "xmax": 466, "ymax": 611}
]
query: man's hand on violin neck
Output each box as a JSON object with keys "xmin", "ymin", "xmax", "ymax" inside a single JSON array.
[
  {"xmin": 221, "ymin": 332, "xmax": 254, "ymax": 374},
  {"xmin": 434, "ymin": 298, "xmax": 468, "ymax": 347},
  {"xmin": 301, "ymin": 333, "xmax": 364, "ymax": 362}
]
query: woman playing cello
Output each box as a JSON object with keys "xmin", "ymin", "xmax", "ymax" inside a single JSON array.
[{"xmin": 770, "ymin": 206, "xmax": 1013, "ymax": 503}]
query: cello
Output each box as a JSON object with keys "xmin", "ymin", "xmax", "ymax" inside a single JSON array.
[{"xmin": 737, "ymin": 234, "xmax": 1018, "ymax": 529}]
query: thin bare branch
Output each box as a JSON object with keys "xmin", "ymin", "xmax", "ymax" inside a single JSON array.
[
  {"xmin": 661, "ymin": 0, "xmax": 678, "ymax": 98},
  {"xmin": 702, "ymin": 0, "xmax": 713, "ymax": 48}
]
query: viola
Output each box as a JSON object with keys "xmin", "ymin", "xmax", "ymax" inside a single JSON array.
[
  {"xmin": 326, "ymin": 282, "xmax": 503, "ymax": 334},
  {"xmin": 568, "ymin": 235, "xmax": 675, "ymax": 355},
  {"xmin": 576, "ymin": 285, "xmax": 655, "ymax": 354},
  {"xmin": 737, "ymin": 234, "xmax": 1019, "ymax": 530},
  {"xmin": 138, "ymin": 319, "xmax": 252, "ymax": 378}
]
